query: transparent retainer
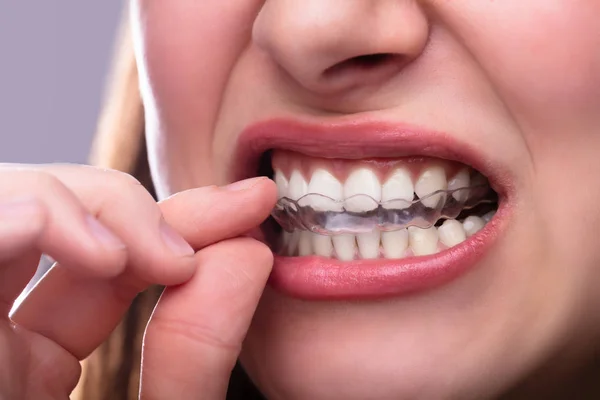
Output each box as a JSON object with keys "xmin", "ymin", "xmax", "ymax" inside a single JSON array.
[{"xmin": 271, "ymin": 184, "xmax": 495, "ymax": 236}]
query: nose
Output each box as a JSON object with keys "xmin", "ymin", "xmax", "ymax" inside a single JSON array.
[{"xmin": 253, "ymin": 0, "xmax": 429, "ymax": 95}]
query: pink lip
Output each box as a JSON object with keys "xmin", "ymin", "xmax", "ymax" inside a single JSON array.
[{"xmin": 234, "ymin": 118, "xmax": 514, "ymax": 300}]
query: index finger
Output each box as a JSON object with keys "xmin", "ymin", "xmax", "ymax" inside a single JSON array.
[
  {"xmin": 140, "ymin": 237, "xmax": 273, "ymax": 400},
  {"xmin": 159, "ymin": 177, "xmax": 277, "ymax": 249},
  {"xmin": 11, "ymin": 178, "xmax": 277, "ymax": 360}
]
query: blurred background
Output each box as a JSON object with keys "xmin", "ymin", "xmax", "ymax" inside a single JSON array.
[{"xmin": 0, "ymin": 1, "xmax": 122, "ymax": 163}]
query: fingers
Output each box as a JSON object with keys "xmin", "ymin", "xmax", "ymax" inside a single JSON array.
[
  {"xmin": 0, "ymin": 199, "xmax": 46, "ymax": 262},
  {"xmin": 14, "ymin": 326, "xmax": 82, "ymax": 399},
  {"xmin": 6, "ymin": 165, "xmax": 194, "ymax": 358},
  {"xmin": 0, "ymin": 199, "xmax": 46, "ymax": 315},
  {"xmin": 23, "ymin": 165, "xmax": 197, "ymax": 285},
  {"xmin": 11, "ymin": 173, "xmax": 276, "ymax": 359},
  {"xmin": 0, "ymin": 178, "xmax": 127, "ymax": 317},
  {"xmin": 0, "ymin": 170, "xmax": 128, "ymax": 279},
  {"xmin": 140, "ymin": 238, "xmax": 273, "ymax": 400},
  {"xmin": 159, "ymin": 177, "xmax": 277, "ymax": 249}
]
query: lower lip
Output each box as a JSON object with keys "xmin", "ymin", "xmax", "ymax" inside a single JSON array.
[{"xmin": 267, "ymin": 207, "xmax": 507, "ymax": 300}]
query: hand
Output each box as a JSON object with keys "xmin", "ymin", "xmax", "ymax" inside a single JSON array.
[{"xmin": 0, "ymin": 164, "xmax": 276, "ymax": 399}]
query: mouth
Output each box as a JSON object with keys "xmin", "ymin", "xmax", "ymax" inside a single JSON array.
[{"xmin": 234, "ymin": 118, "xmax": 513, "ymax": 300}]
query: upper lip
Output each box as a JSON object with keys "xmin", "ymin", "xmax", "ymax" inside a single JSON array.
[
  {"xmin": 233, "ymin": 116, "xmax": 514, "ymax": 299},
  {"xmin": 232, "ymin": 116, "xmax": 513, "ymax": 199}
]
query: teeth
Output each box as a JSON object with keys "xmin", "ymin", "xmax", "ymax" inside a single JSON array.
[
  {"xmin": 344, "ymin": 168, "xmax": 382, "ymax": 213},
  {"xmin": 438, "ymin": 220, "xmax": 467, "ymax": 247},
  {"xmin": 357, "ymin": 231, "xmax": 380, "ymax": 259},
  {"xmin": 382, "ymin": 229, "xmax": 409, "ymax": 259},
  {"xmin": 415, "ymin": 166, "xmax": 447, "ymax": 209},
  {"xmin": 288, "ymin": 170, "xmax": 308, "ymax": 201},
  {"xmin": 307, "ymin": 169, "xmax": 344, "ymax": 212},
  {"xmin": 332, "ymin": 234, "xmax": 356, "ymax": 261},
  {"xmin": 382, "ymin": 168, "xmax": 414, "ymax": 209},
  {"xmin": 463, "ymin": 216, "xmax": 485, "ymax": 237},
  {"xmin": 447, "ymin": 169, "xmax": 470, "ymax": 202},
  {"xmin": 280, "ymin": 213, "xmax": 489, "ymax": 259},
  {"xmin": 482, "ymin": 210, "xmax": 496, "ymax": 223},
  {"xmin": 282, "ymin": 230, "xmax": 291, "ymax": 246},
  {"xmin": 286, "ymin": 231, "xmax": 300, "ymax": 255},
  {"xmin": 312, "ymin": 233, "xmax": 334, "ymax": 257},
  {"xmin": 274, "ymin": 170, "xmax": 289, "ymax": 199},
  {"xmin": 273, "ymin": 161, "xmax": 494, "ymax": 261},
  {"xmin": 297, "ymin": 231, "xmax": 313, "ymax": 256},
  {"xmin": 408, "ymin": 226, "xmax": 439, "ymax": 256}
]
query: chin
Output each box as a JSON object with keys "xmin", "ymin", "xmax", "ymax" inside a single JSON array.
[{"xmin": 229, "ymin": 117, "xmax": 580, "ymax": 399}]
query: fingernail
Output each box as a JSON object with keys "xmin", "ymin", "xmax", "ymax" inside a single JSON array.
[
  {"xmin": 160, "ymin": 220, "xmax": 195, "ymax": 257},
  {"xmin": 223, "ymin": 177, "xmax": 267, "ymax": 191},
  {"xmin": 86, "ymin": 215, "xmax": 126, "ymax": 250}
]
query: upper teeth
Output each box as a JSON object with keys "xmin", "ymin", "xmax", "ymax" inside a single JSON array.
[
  {"xmin": 275, "ymin": 165, "xmax": 460, "ymax": 209},
  {"xmin": 415, "ymin": 166, "xmax": 447, "ymax": 208},
  {"xmin": 447, "ymin": 168, "xmax": 471, "ymax": 202},
  {"xmin": 287, "ymin": 170, "xmax": 308, "ymax": 200},
  {"xmin": 382, "ymin": 168, "xmax": 414, "ymax": 209},
  {"xmin": 344, "ymin": 168, "xmax": 382, "ymax": 212},
  {"xmin": 307, "ymin": 169, "xmax": 344, "ymax": 212},
  {"xmin": 274, "ymin": 164, "xmax": 492, "ymax": 260}
]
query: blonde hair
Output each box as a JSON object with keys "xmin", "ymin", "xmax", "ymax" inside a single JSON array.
[
  {"xmin": 75, "ymin": 4, "xmax": 600, "ymax": 399},
  {"xmin": 75, "ymin": 6, "xmax": 261, "ymax": 399},
  {"xmin": 73, "ymin": 7, "xmax": 159, "ymax": 400},
  {"xmin": 74, "ymin": 8, "xmax": 260, "ymax": 399},
  {"xmin": 89, "ymin": 7, "xmax": 143, "ymax": 173}
]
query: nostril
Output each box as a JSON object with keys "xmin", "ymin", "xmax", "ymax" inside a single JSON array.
[
  {"xmin": 323, "ymin": 53, "xmax": 402, "ymax": 78},
  {"xmin": 351, "ymin": 53, "xmax": 397, "ymax": 68}
]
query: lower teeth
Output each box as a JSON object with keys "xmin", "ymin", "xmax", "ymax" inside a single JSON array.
[{"xmin": 278, "ymin": 211, "xmax": 495, "ymax": 260}]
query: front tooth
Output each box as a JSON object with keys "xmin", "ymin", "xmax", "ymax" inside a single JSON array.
[
  {"xmin": 312, "ymin": 233, "xmax": 333, "ymax": 257},
  {"xmin": 382, "ymin": 229, "xmax": 409, "ymax": 259},
  {"xmin": 298, "ymin": 231, "xmax": 313, "ymax": 256},
  {"xmin": 463, "ymin": 216, "xmax": 485, "ymax": 237},
  {"xmin": 307, "ymin": 169, "xmax": 344, "ymax": 212},
  {"xmin": 438, "ymin": 219, "xmax": 467, "ymax": 247},
  {"xmin": 288, "ymin": 170, "xmax": 308, "ymax": 201},
  {"xmin": 447, "ymin": 169, "xmax": 470, "ymax": 202},
  {"xmin": 274, "ymin": 170, "xmax": 289, "ymax": 199},
  {"xmin": 382, "ymin": 168, "xmax": 414, "ymax": 209},
  {"xmin": 332, "ymin": 234, "xmax": 356, "ymax": 261},
  {"xmin": 415, "ymin": 166, "xmax": 447, "ymax": 208},
  {"xmin": 344, "ymin": 168, "xmax": 382, "ymax": 212},
  {"xmin": 357, "ymin": 231, "xmax": 380, "ymax": 259},
  {"xmin": 408, "ymin": 226, "xmax": 439, "ymax": 256}
]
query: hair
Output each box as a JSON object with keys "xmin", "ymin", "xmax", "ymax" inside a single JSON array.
[
  {"xmin": 75, "ymin": 7, "xmax": 263, "ymax": 400},
  {"xmin": 68, "ymin": 4, "xmax": 600, "ymax": 400}
]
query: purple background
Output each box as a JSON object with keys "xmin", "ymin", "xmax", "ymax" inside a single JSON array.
[{"xmin": 0, "ymin": 1, "xmax": 122, "ymax": 163}]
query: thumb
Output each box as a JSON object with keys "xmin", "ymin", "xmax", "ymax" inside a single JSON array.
[{"xmin": 139, "ymin": 237, "xmax": 273, "ymax": 399}]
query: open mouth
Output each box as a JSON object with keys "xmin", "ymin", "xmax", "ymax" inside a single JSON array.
[
  {"xmin": 234, "ymin": 119, "xmax": 511, "ymax": 300},
  {"xmin": 265, "ymin": 149, "xmax": 498, "ymax": 260}
]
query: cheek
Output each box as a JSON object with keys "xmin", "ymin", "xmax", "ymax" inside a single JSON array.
[
  {"xmin": 131, "ymin": 0, "xmax": 262, "ymax": 192},
  {"xmin": 444, "ymin": 0, "xmax": 600, "ymax": 124},
  {"xmin": 444, "ymin": 0, "xmax": 600, "ymax": 225}
]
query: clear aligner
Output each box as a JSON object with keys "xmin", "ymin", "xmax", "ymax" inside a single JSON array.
[{"xmin": 271, "ymin": 185, "xmax": 494, "ymax": 235}]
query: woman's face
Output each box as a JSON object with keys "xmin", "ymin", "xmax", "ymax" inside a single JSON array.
[{"xmin": 132, "ymin": 1, "xmax": 600, "ymax": 398}]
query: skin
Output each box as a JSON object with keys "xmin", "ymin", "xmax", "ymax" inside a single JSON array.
[
  {"xmin": 0, "ymin": 169, "xmax": 276, "ymax": 399},
  {"xmin": 1, "ymin": 0, "xmax": 599, "ymax": 399},
  {"xmin": 134, "ymin": 0, "xmax": 600, "ymax": 399}
]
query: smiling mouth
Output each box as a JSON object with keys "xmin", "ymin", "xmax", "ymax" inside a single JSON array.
[
  {"xmin": 234, "ymin": 118, "xmax": 512, "ymax": 299},
  {"xmin": 264, "ymin": 149, "xmax": 498, "ymax": 260}
]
